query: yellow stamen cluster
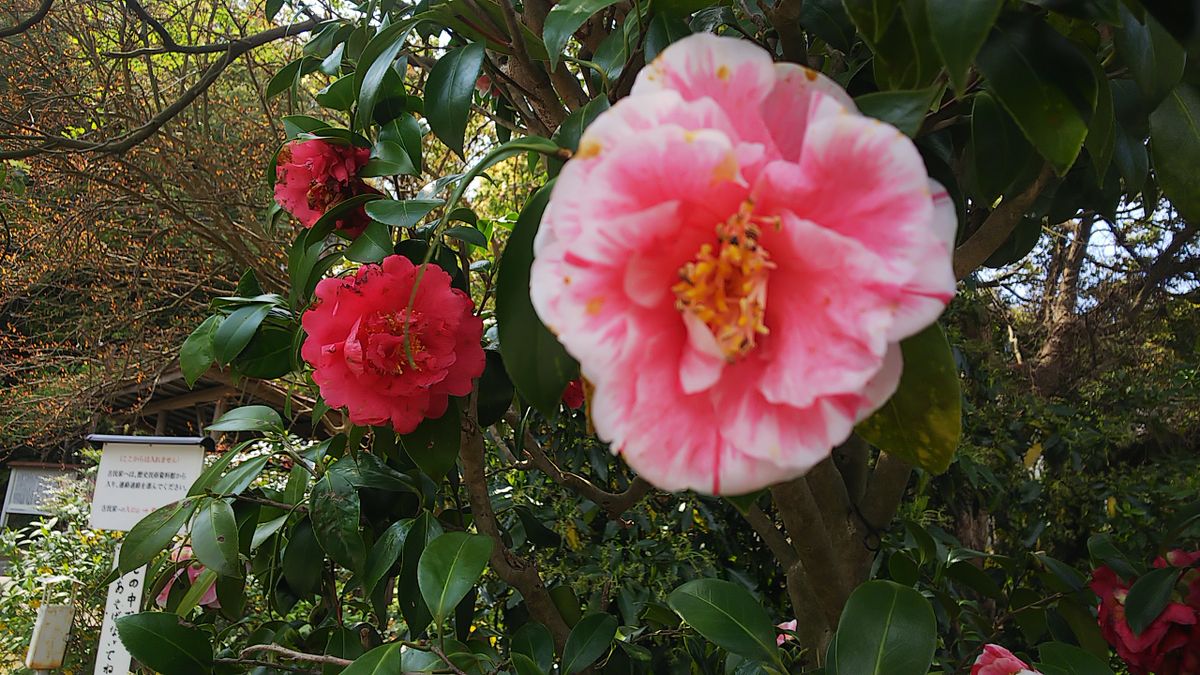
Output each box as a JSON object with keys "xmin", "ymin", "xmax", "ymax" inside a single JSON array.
[{"xmin": 673, "ymin": 203, "xmax": 776, "ymax": 361}]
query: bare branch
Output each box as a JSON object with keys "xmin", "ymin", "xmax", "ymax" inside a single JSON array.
[
  {"xmin": 954, "ymin": 164, "xmax": 1056, "ymax": 279},
  {"xmin": 0, "ymin": 18, "xmax": 319, "ymax": 159},
  {"xmin": 505, "ymin": 411, "xmax": 653, "ymax": 520},
  {"xmin": 0, "ymin": 0, "xmax": 53, "ymax": 39},
  {"xmin": 462, "ymin": 398, "xmax": 572, "ymax": 653}
]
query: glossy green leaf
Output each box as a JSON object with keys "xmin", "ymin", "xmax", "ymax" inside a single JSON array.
[
  {"xmin": 857, "ymin": 324, "xmax": 961, "ymax": 474},
  {"xmin": 310, "ymin": 472, "xmax": 366, "ymax": 575},
  {"xmin": 1036, "ymin": 642, "xmax": 1115, "ymax": 675},
  {"xmin": 512, "ymin": 621, "xmax": 555, "ymax": 672},
  {"xmin": 207, "ymin": 405, "xmax": 284, "ymax": 433},
  {"xmin": 560, "ymin": 612, "xmax": 618, "ymax": 674},
  {"xmin": 267, "ymin": 57, "xmax": 307, "ymax": 99},
  {"xmin": 544, "ymin": 0, "xmax": 622, "ymax": 70},
  {"xmin": 416, "ymin": 531, "xmax": 493, "ymax": 624},
  {"xmin": 1116, "ymin": 4, "xmax": 1185, "ymax": 107},
  {"xmin": 400, "ymin": 402, "xmax": 460, "ymax": 481},
  {"xmin": 283, "ymin": 518, "xmax": 323, "ymax": 596},
  {"xmin": 323, "ymin": 627, "xmax": 365, "ymax": 675},
  {"xmin": 443, "ymin": 225, "xmax": 487, "ymax": 247},
  {"xmin": 341, "ymin": 643, "xmax": 402, "ymax": 674},
  {"xmin": 927, "ymin": 0, "xmax": 1003, "ymax": 92},
  {"xmin": 1036, "ymin": 553, "xmax": 1087, "ymax": 592},
  {"xmin": 175, "ymin": 567, "xmax": 217, "ymax": 616},
  {"xmin": 1056, "ymin": 598, "xmax": 1111, "ymax": 659},
  {"xmin": 316, "ymin": 73, "xmax": 355, "ymax": 110},
  {"xmin": 355, "ymin": 22, "xmax": 412, "ymax": 129},
  {"xmin": 424, "ymin": 43, "xmax": 485, "ymax": 156},
  {"xmin": 553, "ymin": 97, "xmax": 612, "ymax": 154},
  {"xmin": 976, "ymin": 15, "xmax": 1098, "ymax": 174},
  {"xmin": 119, "ymin": 498, "xmax": 199, "ymax": 573},
  {"xmin": 842, "ymin": 0, "xmax": 900, "ymax": 47},
  {"xmin": 363, "ymin": 518, "xmax": 413, "ymax": 597},
  {"xmin": 667, "ymin": 579, "xmax": 780, "ymax": 664},
  {"xmin": 512, "ymin": 652, "xmax": 545, "ymax": 675},
  {"xmin": 801, "ymin": 0, "xmax": 857, "ymax": 53},
  {"xmin": 187, "ymin": 443, "xmax": 248, "ymax": 498},
  {"xmin": 191, "ymin": 498, "xmax": 240, "ymax": 578},
  {"xmin": 180, "ymin": 315, "xmax": 221, "ymax": 387},
  {"xmin": 116, "ymin": 612, "xmax": 213, "ymax": 674},
  {"xmin": 645, "ymin": 13, "xmax": 692, "ymax": 61},
  {"xmin": 233, "ymin": 324, "xmax": 294, "ymax": 380},
  {"xmin": 210, "ymin": 455, "xmax": 269, "ymax": 496},
  {"xmin": 831, "ymin": 581, "xmax": 937, "ymax": 675},
  {"xmin": 1085, "ymin": 65, "xmax": 1116, "ymax": 183},
  {"xmin": 344, "ymin": 221, "xmax": 393, "ymax": 263},
  {"xmin": 854, "ymin": 86, "xmax": 938, "ymax": 137},
  {"xmin": 1087, "ymin": 533, "xmax": 1138, "ymax": 579},
  {"xmin": 970, "ymin": 91, "xmax": 1038, "ymax": 203},
  {"xmin": 360, "ymin": 140, "xmax": 418, "ymax": 177},
  {"xmin": 497, "ymin": 184, "xmax": 579, "ymax": 417},
  {"xmin": 1149, "ymin": 85, "xmax": 1200, "ymax": 223},
  {"xmin": 365, "ymin": 198, "xmax": 443, "ymax": 228},
  {"xmin": 1125, "ymin": 566, "xmax": 1183, "ymax": 635},
  {"xmin": 380, "ymin": 114, "xmax": 424, "ymax": 173},
  {"xmin": 354, "ymin": 452, "xmax": 419, "ymax": 493},
  {"xmin": 212, "ymin": 304, "xmax": 271, "ymax": 364},
  {"xmin": 399, "ymin": 512, "xmax": 443, "ymax": 637}
]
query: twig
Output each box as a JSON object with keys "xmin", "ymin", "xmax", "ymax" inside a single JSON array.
[
  {"xmin": 238, "ymin": 644, "xmax": 352, "ymax": 666},
  {"xmin": 0, "ymin": 0, "xmax": 53, "ymax": 38},
  {"xmin": 504, "ymin": 411, "xmax": 653, "ymax": 520}
]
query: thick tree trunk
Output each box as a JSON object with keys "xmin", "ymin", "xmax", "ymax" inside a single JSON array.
[{"xmin": 1033, "ymin": 217, "xmax": 1094, "ymax": 394}]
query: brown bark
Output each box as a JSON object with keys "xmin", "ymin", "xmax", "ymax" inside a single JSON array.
[{"xmin": 1033, "ymin": 217, "xmax": 1095, "ymax": 393}]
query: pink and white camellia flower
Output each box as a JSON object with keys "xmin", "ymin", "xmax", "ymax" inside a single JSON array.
[
  {"xmin": 529, "ymin": 33, "xmax": 956, "ymax": 494},
  {"xmin": 301, "ymin": 255, "xmax": 485, "ymax": 434},
  {"xmin": 972, "ymin": 644, "xmax": 1041, "ymax": 675}
]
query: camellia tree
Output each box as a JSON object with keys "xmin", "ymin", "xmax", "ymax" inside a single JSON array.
[{"xmin": 8, "ymin": 0, "xmax": 1199, "ymax": 671}]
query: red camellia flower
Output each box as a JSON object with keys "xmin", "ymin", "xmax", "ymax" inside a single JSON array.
[
  {"xmin": 274, "ymin": 138, "xmax": 377, "ymax": 238},
  {"xmin": 301, "ymin": 255, "xmax": 485, "ymax": 433},
  {"xmin": 561, "ymin": 379, "xmax": 585, "ymax": 410},
  {"xmin": 1092, "ymin": 557, "xmax": 1200, "ymax": 675}
]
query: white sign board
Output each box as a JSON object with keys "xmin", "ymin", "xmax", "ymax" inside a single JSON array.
[
  {"xmin": 94, "ymin": 546, "xmax": 145, "ymax": 675},
  {"xmin": 2, "ymin": 465, "xmax": 74, "ymax": 518},
  {"xmin": 89, "ymin": 442, "xmax": 205, "ymax": 532}
]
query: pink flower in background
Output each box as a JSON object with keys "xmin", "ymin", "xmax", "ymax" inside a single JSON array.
[
  {"xmin": 301, "ymin": 255, "xmax": 485, "ymax": 434},
  {"xmin": 274, "ymin": 138, "xmax": 376, "ymax": 238},
  {"xmin": 529, "ymin": 33, "xmax": 956, "ymax": 495},
  {"xmin": 155, "ymin": 546, "xmax": 219, "ymax": 609},
  {"xmin": 775, "ymin": 619, "xmax": 797, "ymax": 646},
  {"xmin": 971, "ymin": 644, "xmax": 1039, "ymax": 675}
]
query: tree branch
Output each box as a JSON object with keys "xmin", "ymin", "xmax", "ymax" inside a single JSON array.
[
  {"xmin": 0, "ymin": 0, "xmax": 53, "ymax": 38},
  {"xmin": 0, "ymin": 18, "xmax": 319, "ymax": 159},
  {"xmin": 742, "ymin": 504, "xmax": 797, "ymax": 568},
  {"xmin": 462, "ymin": 399, "xmax": 572, "ymax": 653},
  {"xmin": 505, "ymin": 411, "xmax": 653, "ymax": 520},
  {"xmin": 858, "ymin": 452, "xmax": 912, "ymax": 532},
  {"xmin": 770, "ymin": 479, "xmax": 846, "ymax": 629},
  {"xmin": 237, "ymin": 644, "xmax": 352, "ymax": 667},
  {"xmin": 953, "ymin": 164, "xmax": 1056, "ymax": 279}
]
